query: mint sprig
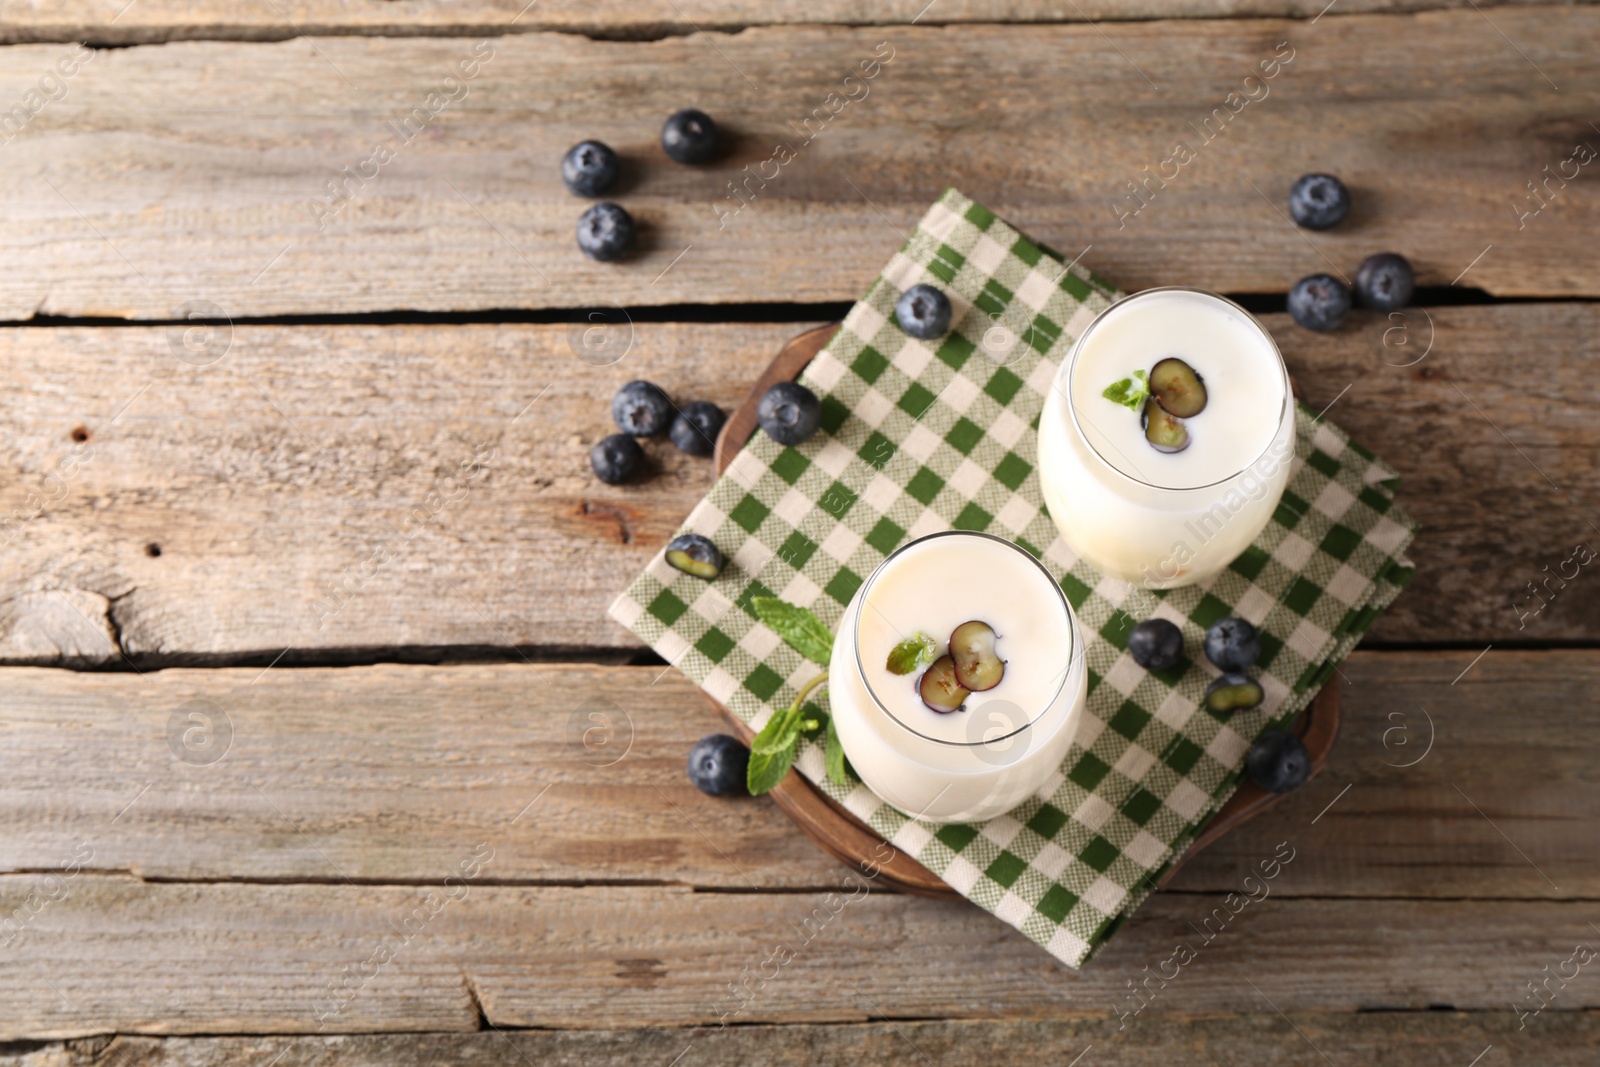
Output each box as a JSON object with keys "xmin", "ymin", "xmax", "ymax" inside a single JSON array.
[
  {"xmin": 746, "ymin": 598, "xmax": 856, "ymax": 794},
  {"xmin": 885, "ymin": 631, "xmax": 937, "ymax": 675},
  {"xmin": 1102, "ymin": 368, "xmax": 1149, "ymax": 412}
]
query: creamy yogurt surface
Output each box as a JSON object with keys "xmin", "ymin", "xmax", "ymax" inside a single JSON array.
[
  {"xmin": 1068, "ymin": 289, "xmax": 1287, "ymax": 491},
  {"xmin": 854, "ymin": 533, "xmax": 1074, "ymax": 745}
]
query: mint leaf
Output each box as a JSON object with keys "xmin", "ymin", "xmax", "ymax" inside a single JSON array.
[
  {"xmin": 747, "ymin": 739, "xmax": 797, "ymax": 795},
  {"xmin": 746, "ymin": 671, "xmax": 829, "ymax": 795},
  {"xmin": 825, "ymin": 713, "xmax": 851, "ymax": 787},
  {"xmin": 752, "ymin": 597, "xmax": 834, "ymax": 666},
  {"xmin": 1102, "ymin": 368, "xmax": 1149, "ymax": 412},
  {"xmin": 885, "ymin": 631, "xmax": 937, "ymax": 675}
]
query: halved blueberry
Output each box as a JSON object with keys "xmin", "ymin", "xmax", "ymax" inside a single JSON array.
[
  {"xmin": 949, "ymin": 620, "xmax": 1004, "ymax": 692},
  {"xmin": 1246, "ymin": 730, "xmax": 1309, "ymax": 793},
  {"xmin": 665, "ymin": 533, "xmax": 724, "ymax": 579},
  {"xmin": 561, "ymin": 140, "xmax": 619, "ymax": 197},
  {"xmin": 670, "ymin": 400, "xmax": 726, "ymax": 457},
  {"xmin": 757, "ymin": 381, "xmax": 821, "ymax": 446},
  {"xmin": 1204, "ymin": 672, "xmax": 1264, "ymax": 715},
  {"xmin": 1288, "ymin": 273, "xmax": 1352, "ymax": 332},
  {"xmin": 1127, "ymin": 618, "xmax": 1183, "ymax": 671},
  {"xmin": 1150, "ymin": 357, "xmax": 1207, "ymax": 418},
  {"xmin": 1355, "ymin": 252, "xmax": 1415, "ymax": 312},
  {"xmin": 895, "ymin": 284, "xmax": 953, "ymax": 340},
  {"xmin": 687, "ymin": 734, "xmax": 749, "ymax": 796},
  {"xmin": 918, "ymin": 655, "xmax": 970, "ymax": 714},
  {"xmin": 1142, "ymin": 397, "xmax": 1190, "ymax": 453},
  {"xmin": 1204, "ymin": 617, "xmax": 1261, "ymax": 672},
  {"xmin": 1288, "ymin": 173, "xmax": 1350, "ymax": 230}
]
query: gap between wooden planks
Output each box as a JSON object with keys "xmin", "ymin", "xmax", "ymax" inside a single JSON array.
[
  {"xmin": 0, "ymin": 306, "xmax": 1591, "ymax": 662},
  {"xmin": 0, "ymin": 10, "xmax": 1587, "ymax": 318}
]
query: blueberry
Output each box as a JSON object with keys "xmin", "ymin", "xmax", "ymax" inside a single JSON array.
[
  {"xmin": 1204, "ymin": 617, "xmax": 1261, "ymax": 672},
  {"xmin": 1288, "ymin": 273, "xmax": 1352, "ymax": 332},
  {"xmin": 1354, "ymin": 252, "xmax": 1415, "ymax": 312},
  {"xmin": 757, "ymin": 381, "xmax": 822, "ymax": 446},
  {"xmin": 1287, "ymin": 173, "xmax": 1350, "ymax": 230},
  {"xmin": 612, "ymin": 380, "xmax": 673, "ymax": 437},
  {"xmin": 561, "ymin": 140, "xmax": 619, "ymax": 197},
  {"xmin": 577, "ymin": 202, "xmax": 635, "ymax": 261},
  {"xmin": 665, "ymin": 533, "xmax": 724, "ymax": 579},
  {"xmin": 687, "ymin": 733, "xmax": 749, "ymax": 796},
  {"xmin": 1204, "ymin": 672, "xmax": 1265, "ymax": 715},
  {"xmin": 895, "ymin": 284, "xmax": 953, "ymax": 340},
  {"xmin": 1127, "ymin": 618, "xmax": 1183, "ymax": 671},
  {"xmin": 590, "ymin": 433, "xmax": 643, "ymax": 485},
  {"xmin": 669, "ymin": 400, "xmax": 727, "ymax": 457},
  {"xmin": 1246, "ymin": 730, "xmax": 1310, "ymax": 793},
  {"xmin": 661, "ymin": 108, "xmax": 719, "ymax": 165}
]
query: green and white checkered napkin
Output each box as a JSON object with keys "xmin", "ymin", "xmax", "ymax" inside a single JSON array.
[{"xmin": 609, "ymin": 189, "xmax": 1417, "ymax": 967}]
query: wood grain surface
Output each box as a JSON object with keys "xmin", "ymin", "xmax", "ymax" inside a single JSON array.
[
  {"xmin": 0, "ymin": 11, "xmax": 1589, "ymax": 319},
  {"xmin": 0, "ymin": 653, "xmax": 1587, "ymax": 898},
  {"xmin": 0, "ymin": 307, "xmax": 1590, "ymax": 664},
  {"xmin": 0, "ymin": 1, "xmax": 1591, "ymax": 42},
  {"xmin": 6, "ymin": 1014, "xmax": 1597, "ymax": 1067}
]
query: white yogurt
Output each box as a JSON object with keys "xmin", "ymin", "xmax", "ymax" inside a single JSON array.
[
  {"xmin": 828, "ymin": 531, "xmax": 1087, "ymax": 823},
  {"xmin": 1038, "ymin": 288, "xmax": 1294, "ymax": 588}
]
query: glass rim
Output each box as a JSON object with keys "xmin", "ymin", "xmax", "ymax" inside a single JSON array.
[
  {"xmin": 851, "ymin": 530, "xmax": 1082, "ymax": 748},
  {"xmin": 1062, "ymin": 286, "xmax": 1294, "ymax": 493}
]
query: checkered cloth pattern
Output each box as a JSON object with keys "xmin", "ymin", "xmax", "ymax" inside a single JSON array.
[{"xmin": 609, "ymin": 189, "xmax": 1416, "ymax": 968}]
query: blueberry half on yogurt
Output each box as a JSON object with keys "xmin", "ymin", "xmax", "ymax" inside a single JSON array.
[
  {"xmin": 949, "ymin": 620, "xmax": 1004, "ymax": 692},
  {"xmin": 918, "ymin": 655, "xmax": 970, "ymax": 714}
]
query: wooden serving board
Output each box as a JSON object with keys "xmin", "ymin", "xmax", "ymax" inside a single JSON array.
[{"xmin": 709, "ymin": 323, "xmax": 1342, "ymax": 898}]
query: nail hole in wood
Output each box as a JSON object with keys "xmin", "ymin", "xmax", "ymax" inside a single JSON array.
[
  {"xmin": 145, "ymin": 543, "xmax": 162, "ymax": 558},
  {"xmin": 70, "ymin": 425, "xmax": 90, "ymax": 443}
]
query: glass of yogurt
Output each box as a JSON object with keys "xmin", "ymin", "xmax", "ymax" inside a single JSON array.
[
  {"xmin": 1036, "ymin": 287, "xmax": 1294, "ymax": 589},
  {"xmin": 828, "ymin": 531, "xmax": 1088, "ymax": 824}
]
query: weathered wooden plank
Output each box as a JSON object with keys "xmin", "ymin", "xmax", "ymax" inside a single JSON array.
[
  {"xmin": 0, "ymin": 306, "xmax": 1589, "ymax": 661},
  {"xmin": 0, "ymin": 877, "xmax": 1591, "ymax": 1037},
  {"xmin": 0, "ymin": 653, "xmax": 1590, "ymax": 898},
  {"xmin": 0, "ymin": 12, "xmax": 1591, "ymax": 319},
  {"xmin": 1, "ymin": 1, "xmax": 1592, "ymax": 42},
  {"xmin": 7, "ymin": 1013, "xmax": 1596, "ymax": 1066}
]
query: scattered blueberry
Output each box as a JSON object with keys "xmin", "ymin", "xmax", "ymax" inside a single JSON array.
[
  {"xmin": 665, "ymin": 533, "xmax": 725, "ymax": 579},
  {"xmin": 1204, "ymin": 617, "xmax": 1261, "ymax": 672},
  {"xmin": 670, "ymin": 400, "xmax": 727, "ymax": 457},
  {"xmin": 1354, "ymin": 252, "xmax": 1415, "ymax": 312},
  {"xmin": 577, "ymin": 202, "xmax": 635, "ymax": 261},
  {"xmin": 1288, "ymin": 273, "xmax": 1352, "ymax": 332},
  {"xmin": 757, "ymin": 381, "xmax": 822, "ymax": 446},
  {"xmin": 687, "ymin": 733, "xmax": 749, "ymax": 796},
  {"xmin": 590, "ymin": 433, "xmax": 643, "ymax": 485},
  {"xmin": 612, "ymin": 380, "xmax": 674, "ymax": 437},
  {"xmin": 895, "ymin": 284, "xmax": 953, "ymax": 340},
  {"xmin": 1287, "ymin": 173, "xmax": 1350, "ymax": 230},
  {"xmin": 561, "ymin": 140, "xmax": 620, "ymax": 197},
  {"xmin": 661, "ymin": 108, "xmax": 719, "ymax": 165},
  {"xmin": 1246, "ymin": 730, "xmax": 1310, "ymax": 793},
  {"xmin": 1204, "ymin": 672, "xmax": 1264, "ymax": 715},
  {"xmin": 1127, "ymin": 618, "xmax": 1184, "ymax": 672}
]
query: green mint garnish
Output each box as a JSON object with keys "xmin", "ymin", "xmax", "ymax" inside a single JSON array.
[
  {"xmin": 751, "ymin": 596, "xmax": 833, "ymax": 666},
  {"xmin": 885, "ymin": 631, "xmax": 937, "ymax": 675},
  {"xmin": 1102, "ymin": 369, "xmax": 1149, "ymax": 412},
  {"xmin": 746, "ymin": 598, "xmax": 859, "ymax": 795}
]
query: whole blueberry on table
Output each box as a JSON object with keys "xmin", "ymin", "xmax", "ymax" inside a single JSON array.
[
  {"xmin": 561, "ymin": 140, "xmax": 619, "ymax": 197},
  {"xmin": 1287, "ymin": 173, "xmax": 1350, "ymax": 230},
  {"xmin": 757, "ymin": 381, "xmax": 822, "ymax": 446},
  {"xmin": 1246, "ymin": 730, "xmax": 1310, "ymax": 793},
  {"xmin": 1204, "ymin": 617, "xmax": 1261, "ymax": 672},
  {"xmin": 1127, "ymin": 618, "xmax": 1184, "ymax": 672},
  {"xmin": 1354, "ymin": 252, "xmax": 1415, "ymax": 312},
  {"xmin": 589, "ymin": 433, "xmax": 644, "ymax": 485},
  {"xmin": 669, "ymin": 400, "xmax": 727, "ymax": 457},
  {"xmin": 895, "ymin": 283, "xmax": 953, "ymax": 340},
  {"xmin": 1204, "ymin": 672, "xmax": 1264, "ymax": 715},
  {"xmin": 576, "ymin": 202, "xmax": 635, "ymax": 261},
  {"xmin": 1288, "ymin": 273, "xmax": 1352, "ymax": 332},
  {"xmin": 687, "ymin": 733, "xmax": 749, "ymax": 796},
  {"xmin": 612, "ymin": 380, "xmax": 674, "ymax": 436},
  {"xmin": 665, "ymin": 533, "xmax": 725, "ymax": 579},
  {"xmin": 661, "ymin": 108, "xmax": 719, "ymax": 164}
]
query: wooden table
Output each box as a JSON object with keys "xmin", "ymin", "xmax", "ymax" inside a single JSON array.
[{"xmin": 0, "ymin": 2, "xmax": 1594, "ymax": 1063}]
